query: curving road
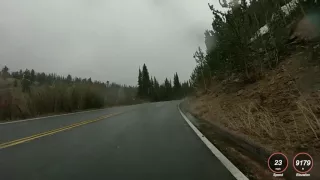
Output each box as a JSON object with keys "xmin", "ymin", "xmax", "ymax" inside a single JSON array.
[{"xmin": 0, "ymin": 101, "xmax": 236, "ymax": 180}]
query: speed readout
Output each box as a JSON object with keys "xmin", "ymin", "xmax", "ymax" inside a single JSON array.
[{"xmin": 268, "ymin": 152, "xmax": 288, "ymax": 174}]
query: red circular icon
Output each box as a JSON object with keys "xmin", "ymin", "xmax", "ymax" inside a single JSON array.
[
  {"xmin": 267, "ymin": 152, "xmax": 289, "ymax": 174},
  {"xmin": 293, "ymin": 152, "xmax": 313, "ymax": 174}
]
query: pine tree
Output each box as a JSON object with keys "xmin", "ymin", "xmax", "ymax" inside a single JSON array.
[
  {"xmin": 173, "ymin": 73, "xmax": 182, "ymax": 99},
  {"xmin": 67, "ymin": 74, "xmax": 72, "ymax": 83},
  {"xmin": 24, "ymin": 69, "xmax": 31, "ymax": 80},
  {"xmin": 30, "ymin": 69, "xmax": 35, "ymax": 82},
  {"xmin": 137, "ymin": 68, "xmax": 143, "ymax": 97},
  {"xmin": 149, "ymin": 76, "xmax": 154, "ymax": 100},
  {"xmin": 153, "ymin": 77, "xmax": 160, "ymax": 101},
  {"xmin": 1, "ymin": 66, "xmax": 9, "ymax": 80},
  {"xmin": 136, "ymin": 65, "xmax": 189, "ymax": 101},
  {"xmin": 37, "ymin": 72, "xmax": 46, "ymax": 84},
  {"xmin": 19, "ymin": 69, "xmax": 23, "ymax": 79},
  {"xmin": 173, "ymin": 72, "xmax": 181, "ymax": 89},
  {"xmin": 142, "ymin": 64, "xmax": 150, "ymax": 97},
  {"xmin": 164, "ymin": 78, "xmax": 172, "ymax": 100},
  {"xmin": 21, "ymin": 70, "xmax": 31, "ymax": 92},
  {"xmin": 154, "ymin": 77, "xmax": 159, "ymax": 89}
]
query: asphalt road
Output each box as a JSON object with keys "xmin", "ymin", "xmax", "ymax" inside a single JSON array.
[{"xmin": 0, "ymin": 101, "xmax": 236, "ymax": 180}]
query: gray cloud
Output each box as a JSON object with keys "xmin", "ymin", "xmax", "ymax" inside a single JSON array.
[{"xmin": 0, "ymin": 0, "xmax": 222, "ymax": 85}]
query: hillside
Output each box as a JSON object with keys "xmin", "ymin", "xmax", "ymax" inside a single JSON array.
[
  {"xmin": 190, "ymin": 45, "xmax": 320, "ymax": 151},
  {"xmin": 187, "ymin": 0, "xmax": 320, "ymax": 179}
]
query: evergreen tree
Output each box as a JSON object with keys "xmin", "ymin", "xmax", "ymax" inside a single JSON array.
[
  {"xmin": 137, "ymin": 68, "xmax": 143, "ymax": 97},
  {"xmin": 30, "ymin": 69, "xmax": 35, "ymax": 82},
  {"xmin": 37, "ymin": 72, "xmax": 46, "ymax": 84},
  {"xmin": 173, "ymin": 73, "xmax": 182, "ymax": 99},
  {"xmin": 19, "ymin": 69, "xmax": 23, "ymax": 79},
  {"xmin": 136, "ymin": 65, "xmax": 190, "ymax": 101},
  {"xmin": 1, "ymin": 66, "xmax": 9, "ymax": 80},
  {"xmin": 164, "ymin": 78, "xmax": 172, "ymax": 100},
  {"xmin": 154, "ymin": 77, "xmax": 159, "ymax": 89},
  {"xmin": 21, "ymin": 70, "xmax": 31, "ymax": 92},
  {"xmin": 24, "ymin": 69, "xmax": 31, "ymax": 80},
  {"xmin": 173, "ymin": 72, "xmax": 181, "ymax": 89},
  {"xmin": 11, "ymin": 71, "xmax": 19, "ymax": 79},
  {"xmin": 142, "ymin": 64, "xmax": 150, "ymax": 97},
  {"xmin": 153, "ymin": 77, "xmax": 160, "ymax": 101},
  {"xmin": 149, "ymin": 76, "xmax": 154, "ymax": 100},
  {"xmin": 67, "ymin": 74, "xmax": 72, "ymax": 83}
]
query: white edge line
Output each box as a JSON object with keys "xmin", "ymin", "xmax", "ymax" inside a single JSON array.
[
  {"xmin": 178, "ymin": 105, "xmax": 249, "ymax": 180},
  {"xmin": 0, "ymin": 108, "xmax": 104, "ymax": 125}
]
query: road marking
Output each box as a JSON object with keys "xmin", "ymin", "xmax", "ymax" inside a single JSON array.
[
  {"xmin": 0, "ymin": 112, "xmax": 122, "ymax": 149},
  {"xmin": 178, "ymin": 105, "xmax": 249, "ymax": 180},
  {"xmin": 0, "ymin": 108, "xmax": 106, "ymax": 125}
]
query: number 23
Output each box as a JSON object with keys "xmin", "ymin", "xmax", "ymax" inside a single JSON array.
[{"xmin": 275, "ymin": 160, "xmax": 282, "ymax": 166}]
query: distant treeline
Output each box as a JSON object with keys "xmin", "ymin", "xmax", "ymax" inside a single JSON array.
[
  {"xmin": 0, "ymin": 64, "xmax": 192, "ymax": 120},
  {"xmin": 137, "ymin": 64, "xmax": 192, "ymax": 101},
  {"xmin": 0, "ymin": 66, "xmax": 139, "ymax": 120}
]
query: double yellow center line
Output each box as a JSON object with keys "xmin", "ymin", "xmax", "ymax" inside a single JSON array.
[{"xmin": 0, "ymin": 112, "xmax": 122, "ymax": 150}]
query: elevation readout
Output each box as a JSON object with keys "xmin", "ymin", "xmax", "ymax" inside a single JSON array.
[{"xmin": 293, "ymin": 152, "xmax": 313, "ymax": 174}]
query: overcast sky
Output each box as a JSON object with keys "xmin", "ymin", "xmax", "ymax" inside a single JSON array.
[{"xmin": 0, "ymin": 0, "xmax": 223, "ymax": 85}]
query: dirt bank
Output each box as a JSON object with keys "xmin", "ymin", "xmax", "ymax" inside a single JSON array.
[{"xmin": 188, "ymin": 46, "xmax": 320, "ymax": 179}]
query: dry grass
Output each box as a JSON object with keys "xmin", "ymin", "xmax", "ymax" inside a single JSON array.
[
  {"xmin": 221, "ymin": 96, "xmax": 320, "ymax": 152},
  {"xmin": 189, "ymin": 51, "xmax": 320, "ymax": 154},
  {"xmin": 226, "ymin": 102, "xmax": 278, "ymax": 139},
  {"xmin": 190, "ymin": 96, "xmax": 320, "ymax": 155},
  {"xmin": 296, "ymin": 99, "xmax": 320, "ymax": 139}
]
